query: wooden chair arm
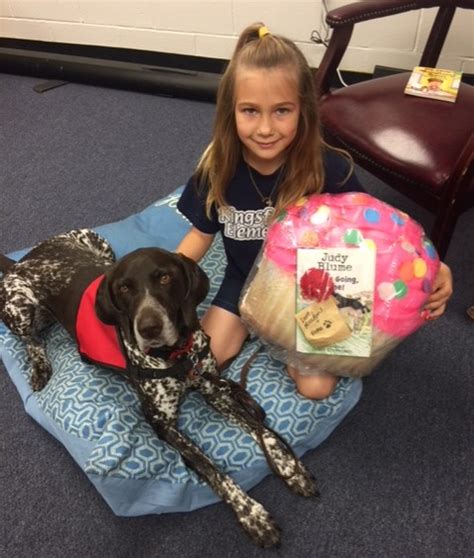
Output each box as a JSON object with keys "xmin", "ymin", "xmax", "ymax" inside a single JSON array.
[
  {"xmin": 315, "ymin": 1, "xmax": 431, "ymax": 96},
  {"xmin": 314, "ymin": 25, "xmax": 353, "ymax": 97},
  {"xmin": 314, "ymin": 0, "xmax": 471, "ymax": 96},
  {"xmin": 325, "ymin": 1, "xmax": 439, "ymax": 28}
]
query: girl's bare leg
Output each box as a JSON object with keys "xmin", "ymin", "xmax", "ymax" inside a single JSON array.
[
  {"xmin": 287, "ymin": 366, "xmax": 338, "ymax": 400},
  {"xmin": 201, "ymin": 306, "xmax": 338, "ymax": 398},
  {"xmin": 201, "ymin": 305, "xmax": 249, "ymax": 367}
]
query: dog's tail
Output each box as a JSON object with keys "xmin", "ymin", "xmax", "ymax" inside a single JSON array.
[{"xmin": 0, "ymin": 254, "xmax": 16, "ymax": 274}]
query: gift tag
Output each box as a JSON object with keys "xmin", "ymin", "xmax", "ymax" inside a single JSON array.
[{"xmin": 295, "ymin": 296, "xmax": 352, "ymax": 348}]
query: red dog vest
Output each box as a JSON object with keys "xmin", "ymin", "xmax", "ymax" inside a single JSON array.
[{"xmin": 75, "ymin": 275, "xmax": 127, "ymax": 371}]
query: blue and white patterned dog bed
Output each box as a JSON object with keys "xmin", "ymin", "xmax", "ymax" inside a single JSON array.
[{"xmin": 0, "ymin": 187, "xmax": 362, "ymax": 516}]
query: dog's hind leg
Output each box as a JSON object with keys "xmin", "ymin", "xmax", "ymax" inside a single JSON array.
[
  {"xmin": 24, "ymin": 335, "xmax": 53, "ymax": 391},
  {"xmin": 0, "ymin": 275, "xmax": 53, "ymax": 391},
  {"xmin": 67, "ymin": 229, "xmax": 116, "ymax": 264},
  {"xmin": 193, "ymin": 375, "xmax": 318, "ymax": 498}
]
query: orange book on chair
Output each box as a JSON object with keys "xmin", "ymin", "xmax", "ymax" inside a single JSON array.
[{"xmin": 404, "ymin": 67, "xmax": 462, "ymax": 103}]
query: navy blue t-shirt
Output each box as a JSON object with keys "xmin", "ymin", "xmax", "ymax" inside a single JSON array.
[{"xmin": 178, "ymin": 149, "xmax": 364, "ymax": 315}]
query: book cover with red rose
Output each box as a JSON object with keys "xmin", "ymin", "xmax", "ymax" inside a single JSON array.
[{"xmin": 296, "ymin": 248, "xmax": 375, "ymax": 357}]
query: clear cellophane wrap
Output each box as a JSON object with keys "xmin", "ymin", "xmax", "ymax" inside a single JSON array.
[{"xmin": 239, "ymin": 192, "xmax": 440, "ymax": 378}]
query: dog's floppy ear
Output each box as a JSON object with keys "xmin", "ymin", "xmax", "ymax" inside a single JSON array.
[
  {"xmin": 95, "ymin": 267, "xmax": 122, "ymax": 325},
  {"xmin": 95, "ymin": 267, "xmax": 134, "ymax": 342},
  {"xmin": 176, "ymin": 253, "xmax": 209, "ymax": 329}
]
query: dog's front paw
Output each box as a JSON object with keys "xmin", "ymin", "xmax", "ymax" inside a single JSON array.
[
  {"xmin": 26, "ymin": 343, "xmax": 53, "ymax": 391},
  {"xmin": 30, "ymin": 362, "xmax": 52, "ymax": 391},
  {"xmin": 287, "ymin": 465, "xmax": 319, "ymax": 497},
  {"xmin": 238, "ymin": 502, "xmax": 281, "ymax": 548}
]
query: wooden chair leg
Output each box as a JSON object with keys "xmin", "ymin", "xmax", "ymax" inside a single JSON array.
[{"xmin": 430, "ymin": 208, "xmax": 458, "ymax": 260}]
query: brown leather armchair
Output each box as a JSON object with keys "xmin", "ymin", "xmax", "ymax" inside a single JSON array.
[{"xmin": 315, "ymin": 0, "xmax": 474, "ymax": 259}]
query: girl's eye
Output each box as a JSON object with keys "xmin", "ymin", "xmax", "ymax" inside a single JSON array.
[
  {"xmin": 159, "ymin": 274, "xmax": 171, "ymax": 285},
  {"xmin": 242, "ymin": 107, "xmax": 257, "ymax": 115},
  {"xmin": 276, "ymin": 107, "xmax": 290, "ymax": 116}
]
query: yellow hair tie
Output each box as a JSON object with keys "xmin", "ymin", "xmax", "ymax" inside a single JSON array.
[{"xmin": 258, "ymin": 26, "xmax": 270, "ymax": 39}]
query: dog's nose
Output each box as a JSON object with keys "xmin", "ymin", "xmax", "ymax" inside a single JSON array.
[{"xmin": 137, "ymin": 314, "xmax": 163, "ymax": 340}]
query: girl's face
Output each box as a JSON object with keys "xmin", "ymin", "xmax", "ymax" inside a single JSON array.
[{"xmin": 234, "ymin": 66, "xmax": 300, "ymax": 175}]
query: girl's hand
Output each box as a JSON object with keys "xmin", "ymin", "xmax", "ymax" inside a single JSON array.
[{"xmin": 422, "ymin": 262, "xmax": 453, "ymax": 320}]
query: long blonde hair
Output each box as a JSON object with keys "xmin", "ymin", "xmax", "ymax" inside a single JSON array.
[{"xmin": 197, "ymin": 22, "xmax": 351, "ymax": 218}]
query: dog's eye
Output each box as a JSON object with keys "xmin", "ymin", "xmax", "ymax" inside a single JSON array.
[
  {"xmin": 159, "ymin": 273, "xmax": 171, "ymax": 285},
  {"xmin": 118, "ymin": 281, "xmax": 133, "ymax": 293}
]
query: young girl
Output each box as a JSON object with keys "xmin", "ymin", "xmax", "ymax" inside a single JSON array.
[{"xmin": 177, "ymin": 23, "xmax": 453, "ymax": 399}]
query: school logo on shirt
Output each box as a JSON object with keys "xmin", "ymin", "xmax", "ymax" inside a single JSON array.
[{"xmin": 218, "ymin": 205, "xmax": 274, "ymax": 241}]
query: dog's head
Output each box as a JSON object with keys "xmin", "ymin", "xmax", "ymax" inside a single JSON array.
[{"xmin": 95, "ymin": 248, "xmax": 209, "ymax": 352}]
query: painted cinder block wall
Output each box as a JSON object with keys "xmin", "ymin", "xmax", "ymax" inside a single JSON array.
[{"xmin": 0, "ymin": 1, "xmax": 473, "ymax": 73}]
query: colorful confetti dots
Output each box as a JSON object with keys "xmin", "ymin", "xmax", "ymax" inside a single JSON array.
[
  {"xmin": 391, "ymin": 212, "xmax": 405, "ymax": 226},
  {"xmin": 361, "ymin": 238, "xmax": 376, "ymax": 251},
  {"xmin": 423, "ymin": 240, "xmax": 437, "ymax": 259},
  {"xmin": 363, "ymin": 208, "xmax": 380, "ymax": 223},
  {"xmin": 401, "ymin": 241, "xmax": 416, "ymax": 253},
  {"xmin": 399, "ymin": 261, "xmax": 414, "ymax": 282},
  {"xmin": 413, "ymin": 258, "xmax": 427, "ymax": 278},
  {"xmin": 310, "ymin": 205, "xmax": 330, "ymax": 225},
  {"xmin": 351, "ymin": 193, "xmax": 368, "ymax": 204},
  {"xmin": 299, "ymin": 230, "xmax": 319, "ymax": 247},
  {"xmin": 344, "ymin": 229, "xmax": 363, "ymax": 245},
  {"xmin": 422, "ymin": 278, "xmax": 432, "ymax": 294},
  {"xmin": 393, "ymin": 279, "xmax": 408, "ymax": 299},
  {"xmin": 378, "ymin": 282, "xmax": 396, "ymax": 301}
]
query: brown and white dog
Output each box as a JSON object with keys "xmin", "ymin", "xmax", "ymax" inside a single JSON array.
[{"xmin": 0, "ymin": 228, "xmax": 317, "ymax": 547}]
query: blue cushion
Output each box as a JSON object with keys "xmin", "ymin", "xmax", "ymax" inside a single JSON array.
[{"xmin": 0, "ymin": 187, "xmax": 362, "ymax": 516}]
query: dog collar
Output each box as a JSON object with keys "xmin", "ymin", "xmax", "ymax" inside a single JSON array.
[{"xmin": 122, "ymin": 330, "xmax": 212, "ymax": 382}]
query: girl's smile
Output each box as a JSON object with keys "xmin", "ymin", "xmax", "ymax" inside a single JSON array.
[{"xmin": 234, "ymin": 66, "xmax": 300, "ymax": 175}]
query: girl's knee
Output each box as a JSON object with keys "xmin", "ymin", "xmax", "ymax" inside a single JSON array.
[
  {"xmin": 289, "ymin": 367, "xmax": 339, "ymax": 400},
  {"xmin": 201, "ymin": 306, "xmax": 248, "ymax": 367},
  {"xmin": 296, "ymin": 375, "xmax": 338, "ymax": 400}
]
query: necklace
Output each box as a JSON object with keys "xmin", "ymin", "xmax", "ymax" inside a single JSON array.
[{"xmin": 247, "ymin": 164, "xmax": 284, "ymax": 208}]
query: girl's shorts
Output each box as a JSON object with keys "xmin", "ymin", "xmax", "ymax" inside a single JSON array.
[{"xmin": 211, "ymin": 273, "xmax": 245, "ymax": 317}]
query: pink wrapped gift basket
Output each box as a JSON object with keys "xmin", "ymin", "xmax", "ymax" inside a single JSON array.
[{"xmin": 240, "ymin": 192, "xmax": 440, "ymax": 378}]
